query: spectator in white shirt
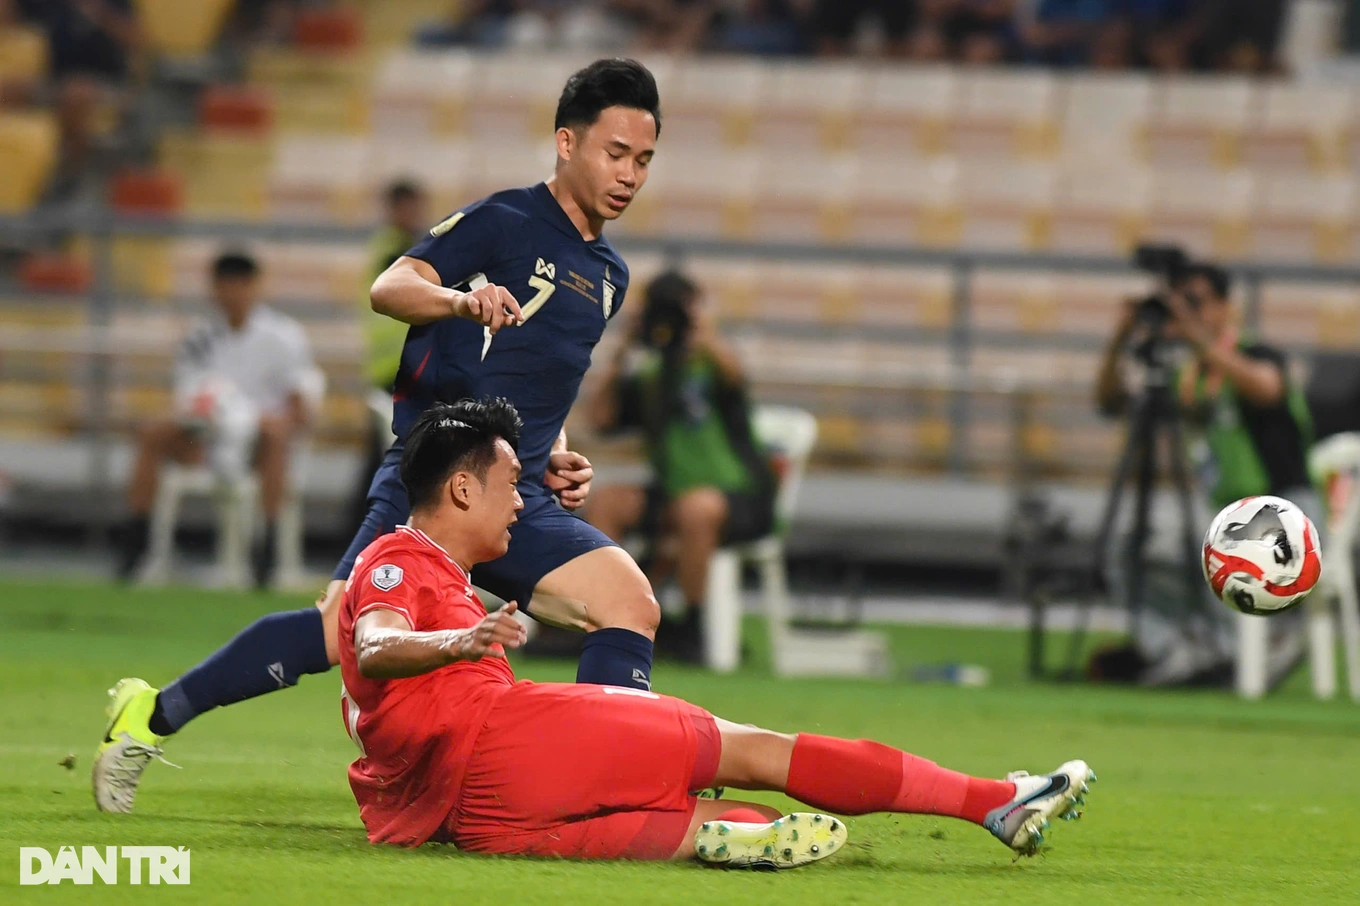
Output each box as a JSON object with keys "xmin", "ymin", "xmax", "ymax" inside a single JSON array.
[{"xmin": 115, "ymin": 252, "xmax": 316, "ymax": 587}]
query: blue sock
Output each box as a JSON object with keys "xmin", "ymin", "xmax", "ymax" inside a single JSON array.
[
  {"xmin": 149, "ymin": 608, "xmax": 331, "ymax": 736},
  {"xmin": 576, "ymin": 628, "xmax": 654, "ymax": 690}
]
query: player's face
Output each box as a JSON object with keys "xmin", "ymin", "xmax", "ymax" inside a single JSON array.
[
  {"xmin": 390, "ymin": 193, "xmax": 427, "ymax": 235},
  {"xmin": 213, "ymin": 275, "xmax": 258, "ymax": 329},
  {"xmin": 1185, "ymin": 274, "xmax": 1232, "ymax": 337},
  {"xmin": 472, "ymin": 439, "xmax": 523, "ymax": 558},
  {"xmin": 562, "ymin": 106, "xmax": 656, "ymax": 222}
]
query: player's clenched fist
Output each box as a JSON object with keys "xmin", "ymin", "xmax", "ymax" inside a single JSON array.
[
  {"xmin": 454, "ymin": 283, "xmax": 522, "ymax": 334},
  {"xmin": 449, "ymin": 601, "xmax": 527, "ymax": 661}
]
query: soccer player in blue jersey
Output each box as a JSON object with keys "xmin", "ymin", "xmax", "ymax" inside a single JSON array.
[{"xmin": 94, "ymin": 59, "xmax": 667, "ymax": 813}]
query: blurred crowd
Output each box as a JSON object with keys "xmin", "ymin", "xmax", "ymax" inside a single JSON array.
[{"xmin": 419, "ymin": 0, "xmax": 1291, "ymax": 73}]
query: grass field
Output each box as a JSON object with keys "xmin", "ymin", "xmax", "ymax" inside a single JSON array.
[{"xmin": 3, "ymin": 579, "xmax": 1359, "ymax": 905}]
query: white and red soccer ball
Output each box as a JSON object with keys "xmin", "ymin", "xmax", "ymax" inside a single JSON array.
[{"xmin": 1202, "ymin": 495, "xmax": 1322, "ymax": 615}]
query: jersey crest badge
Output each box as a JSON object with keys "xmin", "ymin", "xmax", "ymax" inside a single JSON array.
[
  {"xmin": 371, "ymin": 564, "xmax": 404, "ymax": 591},
  {"xmin": 602, "ymin": 277, "xmax": 616, "ymax": 318}
]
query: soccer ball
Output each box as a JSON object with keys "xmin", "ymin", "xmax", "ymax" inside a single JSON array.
[{"xmin": 1202, "ymin": 496, "xmax": 1322, "ymax": 615}]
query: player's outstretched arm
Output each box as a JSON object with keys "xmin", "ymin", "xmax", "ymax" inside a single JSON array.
[
  {"xmin": 371, "ymin": 257, "xmax": 522, "ymax": 331},
  {"xmin": 353, "ymin": 602, "xmax": 526, "ymax": 679}
]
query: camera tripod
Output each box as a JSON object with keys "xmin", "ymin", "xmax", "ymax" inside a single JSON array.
[{"xmin": 1056, "ymin": 332, "xmax": 1216, "ymax": 678}]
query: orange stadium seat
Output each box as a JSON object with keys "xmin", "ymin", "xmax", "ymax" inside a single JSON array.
[
  {"xmin": 109, "ymin": 167, "xmax": 185, "ymax": 214},
  {"xmin": 199, "ymin": 85, "xmax": 274, "ymax": 133},
  {"xmin": 1246, "ymin": 82, "xmax": 1353, "ymax": 174},
  {"xmin": 1147, "ymin": 76, "xmax": 1254, "ymax": 169},
  {"xmin": 294, "ymin": 7, "xmax": 364, "ymax": 53},
  {"xmin": 0, "ymin": 23, "xmax": 46, "ymax": 86},
  {"xmin": 19, "ymin": 253, "xmax": 92, "ymax": 294}
]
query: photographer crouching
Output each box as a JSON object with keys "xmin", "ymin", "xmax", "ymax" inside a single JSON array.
[
  {"xmin": 1094, "ymin": 252, "xmax": 1315, "ymax": 688},
  {"xmin": 585, "ymin": 270, "xmax": 776, "ymax": 662}
]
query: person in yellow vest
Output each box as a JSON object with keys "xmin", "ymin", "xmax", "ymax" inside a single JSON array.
[{"xmin": 349, "ymin": 180, "xmax": 429, "ymax": 529}]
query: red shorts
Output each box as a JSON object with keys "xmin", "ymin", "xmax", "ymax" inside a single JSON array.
[{"xmin": 443, "ymin": 682, "xmax": 721, "ymax": 860}]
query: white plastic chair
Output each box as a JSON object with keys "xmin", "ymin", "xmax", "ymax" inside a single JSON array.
[
  {"xmin": 703, "ymin": 405, "xmax": 891, "ymax": 677},
  {"xmin": 141, "ymin": 368, "xmax": 325, "ymax": 590},
  {"xmin": 1304, "ymin": 434, "xmax": 1360, "ymax": 700}
]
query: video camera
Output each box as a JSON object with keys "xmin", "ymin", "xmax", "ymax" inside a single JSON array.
[
  {"xmin": 639, "ymin": 271, "xmax": 696, "ymax": 353},
  {"xmin": 1131, "ymin": 243, "xmax": 1193, "ymax": 327}
]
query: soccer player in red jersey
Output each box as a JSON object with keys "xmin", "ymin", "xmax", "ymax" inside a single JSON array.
[{"xmin": 338, "ymin": 398, "xmax": 1097, "ymax": 866}]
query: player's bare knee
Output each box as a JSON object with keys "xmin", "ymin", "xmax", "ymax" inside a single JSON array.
[{"xmin": 673, "ymin": 487, "xmax": 727, "ymax": 532}]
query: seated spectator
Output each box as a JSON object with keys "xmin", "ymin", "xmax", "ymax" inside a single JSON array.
[
  {"xmin": 585, "ymin": 271, "xmax": 776, "ymax": 662},
  {"xmin": 17, "ymin": 0, "xmax": 142, "ymax": 189},
  {"xmin": 115, "ymin": 252, "xmax": 316, "ymax": 588},
  {"xmin": 713, "ymin": 0, "xmax": 808, "ymax": 56},
  {"xmin": 1200, "ymin": 0, "xmax": 1284, "ymax": 72},
  {"xmin": 1018, "ymin": 0, "xmax": 1117, "ymax": 67},
  {"xmin": 811, "ymin": 0, "xmax": 914, "ymax": 57},
  {"xmin": 917, "ymin": 0, "xmax": 1019, "ymax": 64}
]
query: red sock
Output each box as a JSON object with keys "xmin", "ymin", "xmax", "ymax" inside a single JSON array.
[{"xmin": 783, "ymin": 734, "xmax": 1015, "ymax": 825}]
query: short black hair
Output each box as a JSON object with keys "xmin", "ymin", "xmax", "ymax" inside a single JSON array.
[
  {"xmin": 385, "ymin": 179, "xmax": 423, "ymax": 206},
  {"xmin": 644, "ymin": 269, "xmax": 699, "ymax": 312},
  {"xmin": 1184, "ymin": 262, "xmax": 1231, "ymax": 301},
  {"xmin": 401, "ymin": 398, "xmax": 523, "ymax": 511},
  {"xmin": 554, "ymin": 58, "xmax": 661, "ymax": 138},
  {"xmin": 211, "ymin": 251, "xmax": 259, "ymax": 281}
]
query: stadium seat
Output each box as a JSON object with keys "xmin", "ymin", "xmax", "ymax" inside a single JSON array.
[
  {"xmin": 1147, "ymin": 76, "xmax": 1254, "ymax": 169},
  {"xmin": 1246, "ymin": 82, "xmax": 1352, "ymax": 173},
  {"xmin": 199, "ymin": 86, "xmax": 274, "ymax": 133},
  {"xmin": 358, "ymin": 0, "xmax": 451, "ymax": 48},
  {"xmin": 859, "ymin": 66, "xmax": 959, "ymax": 156},
  {"xmin": 957, "ymin": 158, "xmax": 1057, "ymax": 251},
  {"xmin": 1060, "ymin": 73, "xmax": 1153, "ymax": 161},
  {"xmin": 639, "ymin": 147, "xmax": 760, "ymax": 238},
  {"xmin": 955, "ymin": 69, "xmax": 1060, "ymax": 159},
  {"xmin": 370, "ymin": 50, "xmax": 476, "ymax": 136},
  {"xmin": 1300, "ymin": 433, "xmax": 1360, "ymax": 701},
  {"xmin": 662, "ymin": 56, "xmax": 769, "ymax": 150},
  {"xmin": 293, "ymin": 7, "xmax": 364, "ymax": 52},
  {"xmin": 1253, "ymin": 172, "xmax": 1355, "ymax": 264},
  {"xmin": 843, "ymin": 263, "xmax": 954, "ymax": 330},
  {"xmin": 846, "ymin": 154, "xmax": 960, "ymax": 246},
  {"xmin": 141, "ymin": 368, "xmax": 326, "ymax": 590},
  {"xmin": 0, "ymin": 111, "xmax": 58, "ymax": 213},
  {"xmin": 1051, "ymin": 161, "xmax": 1153, "ymax": 254},
  {"xmin": 1258, "ymin": 282, "xmax": 1360, "ymax": 349},
  {"xmin": 135, "ymin": 0, "xmax": 234, "ymax": 57},
  {"xmin": 0, "ymin": 23, "xmax": 46, "ymax": 87},
  {"xmin": 19, "ymin": 253, "xmax": 91, "ymax": 294},
  {"xmin": 972, "ymin": 270, "xmax": 1154, "ymax": 338},
  {"xmin": 462, "ymin": 54, "xmax": 594, "ymax": 146},
  {"xmin": 461, "ymin": 140, "xmax": 555, "ymax": 211},
  {"xmin": 748, "ymin": 152, "xmax": 855, "ymax": 243},
  {"xmin": 1147, "ymin": 167, "xmax": 1255, "ymax": 259},
  {"xmin": 161, "ymin": 130, "xmax": 273, "ymax": 218},
  {"xmin": 109, "ymin": 167, "xmax": 184, "ymax": 214},
  {"xmin": 269, "ymin": 135, "xmax": 372, "ymax": 222},
  {"xmin": 749, "ymin": 61, "xmax": 867, "ymax": 154}
]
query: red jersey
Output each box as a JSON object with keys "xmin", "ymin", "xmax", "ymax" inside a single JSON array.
[{"xmin": 338, "ymin": 525, "xmax": 515, "ymax": 846}]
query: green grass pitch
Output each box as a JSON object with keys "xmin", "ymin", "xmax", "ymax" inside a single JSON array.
[{"xmin": 2, "ymin": 579, "xmax": 1359, "ymax": 905}]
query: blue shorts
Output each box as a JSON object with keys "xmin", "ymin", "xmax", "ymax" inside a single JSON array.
[{"xmin": 333, "ymin": 444, "xmax": 617, "ymax": 611}]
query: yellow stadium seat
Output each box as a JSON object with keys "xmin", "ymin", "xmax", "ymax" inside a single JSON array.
[
  {"xmin": 662, "ymin": 56, "xmax": 768, "ymax": 151},
  {"xmin": 639, "ymin": 147, "xmax": 759, "ymax": 239},
  {"xmin": 160, "ymin": 130, "xmax": 272, "ymax": 218},
  {"xmin": 846, "ymin": 154, "xmax": 959, "ymax": 247},
  {"xmin": 1051, "ymin": 161, "xmax": 1153, "ymax": 254},
  {"xmin": 0, "ymin": 26, "xmax": 46, "ymax": 85},
  {"xmin": 360, "ymin": 0, "xmax": 452, "ymax": 48},
  {"xmin": 749, "ymin": 152, "xmax": 855, "ymax": 243},
  {"xmin": 134, "ymin": 0, "xmax": 234, "ymax": 57},
  {"xmin": 1259, "ymin": 283, "xmax": 1360, "ymax": 350},
  {"xmin": 957, "ymin": 158, "xmax": 1057, "ymax": 251},
  {"xmin": 956, "ymin": 69, "xmax": 1061, "ymax": 159},
  {"xmin": 0, "ymin": 111, "xmax": 58, "ymax": 213}
]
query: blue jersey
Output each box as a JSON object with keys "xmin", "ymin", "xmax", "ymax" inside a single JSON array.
[{"xmin": 394, "ymin": 182, "xmax": 629, "ymax": 496}]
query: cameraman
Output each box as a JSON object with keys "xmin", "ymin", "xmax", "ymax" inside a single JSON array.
[
  {"xmin": 1098, "ymin": 263, "xmax": 1313, "ymax": 509},
  {"xmin": 1094, "ymin": 261, "xmax": 1314, "ymax": 686},
  {"xmin": 586, "ymin": 270, "xmax": 775, "ymax": 662}
]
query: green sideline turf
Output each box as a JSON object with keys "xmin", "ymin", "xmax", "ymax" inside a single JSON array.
[{"xmin": 2, "ymin": 580, "xmax": 1358, "ymax": 905}]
